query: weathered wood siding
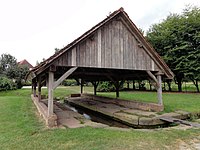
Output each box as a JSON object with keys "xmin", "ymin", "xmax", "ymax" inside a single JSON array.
[{"xmin": 54, "ymin": 19, "xmax": 159, "ymax": 71}]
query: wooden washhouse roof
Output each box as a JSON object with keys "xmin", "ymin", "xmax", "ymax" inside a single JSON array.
[{"xmin": 29, "ymin": 7, "xmax": 174, "ymax": 81}]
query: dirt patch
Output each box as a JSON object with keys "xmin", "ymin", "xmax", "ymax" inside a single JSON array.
[{"xmin": 178, "ymin": 135, "xmax": 200, "ymax": 150}]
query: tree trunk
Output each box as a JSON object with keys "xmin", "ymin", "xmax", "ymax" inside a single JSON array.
[
  {"xmin": 196, "ymin": 80, "xmax": 199, "ymax": 92},
  {"xmin": 176, "ymin": 73, "xmax": 184, "ymax": 92},
  {"xmin": 177, "ymin": 81, "xmax": 182, "ymax": 92},
  {"xmin": 192, "ymin": 80, "xmax": 199, "ymax": 93}
]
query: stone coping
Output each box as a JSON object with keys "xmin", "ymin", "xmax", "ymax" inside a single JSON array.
[
  {"xmin": 81, "ymin": 94, "xmax": 164, "ymax": 112},
  {"xmin": 31, "ymin": 95, "xmax": 57, "ymax": 127}
]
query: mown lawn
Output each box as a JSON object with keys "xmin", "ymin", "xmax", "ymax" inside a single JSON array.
[
  {"xmin": 0, "ymin": 87, "xmax": 200, "ymax": 150},
  {"xmin": 99, "ymin": 91, "xmax": 200, "ymax": 113}
]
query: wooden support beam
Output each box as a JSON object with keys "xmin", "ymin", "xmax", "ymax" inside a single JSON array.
[
  {"xmin": 53, "ymin": 67, "xmax": 77, "ymax": 90},
  {"xmin": 31, "ymin": 83, "xmax": 34, "ymax": 94},
  {"xmin": 92, "ymin": 81, "xmax": 99, "ymax": 96},
  {"xmin": 46, "ymin": 77, "xmax": 49, "ymax": 89},
  {"xmin": 38, "ymin": 76, "xmax": 42, "ymax": 101},
  {"xmin": 48, "ymin": 71, "xmax": 54, "ymax": 117},
  {"xmin": 157, "ymin": 75, "xmax": 163, "ymax": 105},
  {"xmin": 41, "ymin": 78, "xmax": 46, "ymax": 87},
  {"xmin": 80, "ymin": 79, "xmax": 84, "ymax": 94},
  {"xmin": 127, "ymin": 80, "xmax": 130, "ymax": 89},
  {"xmin": 116, "ymin": 80, "xmax": 119, "ymax": 98},
  {"xmin": 133, "ymin": 80, "xmax": 135, "ymax": 90},
  {"xmin": 146, "ymin": 71, "xmax": 159, "ymax": 89},
  {"xmin": 33, "ymin": 81, "xmax": 37, "ymax": 97}
]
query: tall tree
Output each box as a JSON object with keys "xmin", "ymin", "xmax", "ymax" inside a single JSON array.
[{"xmin": 146, "ymin": 6, "xmax": 200, "ymax": 92}]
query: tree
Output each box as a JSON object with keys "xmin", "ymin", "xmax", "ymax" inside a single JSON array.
[
  {"xmin": 55, "ymin": 48, "xmax": 60, "ymax": 53},
  {"xmin": 0, "ymin": 53, "xmax": 18, "ymax": 78},
  {"xmin": 0, "ymin": 53, "xmax": 29, "ymax": 89},
  {"xmin": 146, "ymin": 6, "xmax": 200, "ymax": 92}
]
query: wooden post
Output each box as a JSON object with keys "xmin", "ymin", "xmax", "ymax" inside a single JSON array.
[
  {"xmin": 38, "ymin": 76, "xmax": 42, "ymax": 101},
  {"xmin": 157, "ymin": 75, "xmax": 163, "ymax": 105},
  {"xmin": 149, "ymin": 80, "xmax": 152, "ymax": 91},
  {"xmin": 46, "ymin": 77, "xmax": 49, "ymax": 89},
  {"xmin": 48, "ymin": 71, "xmax": 54, "ymax": 117},
  {"xmin": 31, "ymin": 82, "xmax": 34, "ymax": 94},
  {"xmin": 127, "ymin": 80, "xmax": 130, "ymax": 89},
  {"xmin": 133, "ymin": 80, "xmax": 135, "ymax": 90},
  {"xmin": 81, "ymin": 79, "xmax": 83, "ymax": 94},
  {"xmin": 92, "ymin": 81, "xmax": 99, "ymax": 96},
  {"xmin": 116, "ymin": 81, "xmax": 119, "ymax": 98},
  {"xmin": 33, "ymin": 81, "xmax": 37, "ymax": 97},
  {"xmin": 94, "ymin": 85, "xmax": 97, "ymax": 95}
]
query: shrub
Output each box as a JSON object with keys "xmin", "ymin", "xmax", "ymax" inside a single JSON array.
[
  {"xmin": 97, "ymin": 81, "xmax": 115, "ymax": 92},
  {"xmin": 0, "ymin": 77, "xmax": 16, "ymax": 91},
  {"xmin": 62, "ymin": 79, "xmax": 78, "ymax": 86}
]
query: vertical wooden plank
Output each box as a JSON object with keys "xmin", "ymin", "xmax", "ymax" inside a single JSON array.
[
  {"xmin": 138, "ymin": 46, "xmax": 143, "ymax": 70},
  {"xmin": 140, "ymin": 48, "xmax": 144, "ymax": 70},
  {"xmin": 79, "ymin": 42, "xmax": 86, "ymax": 66},
  {"xmin": 85, "ymin": 39, "xmax": 90, "ymax": 66},
  {"xmin": 134, "ymin": 40, "xmax": 139, "ymax": 69},
  {"xmin": 111, "ymin": 20, "xmax": 120, "ymax": 68},
  {"xmin": 119, "ymin": 21, "xmax": 124, "ymax": 68},
  {"xmin": 83, "ymin": 41, "xmax": 86, "ymax": 66},
  {"xmin": 76, "ymin": 45, "xmax": 80, "ymax": 66},
  {"xmin": 65, "ymin": 51, "xmax": 68, "ymax": 65},
  {"xmin": 90, "ymin": 35, "xmax": 95, "ymax": 67},
  {"xmin": 94, "ymin": 33, "xmax": 98, "ymax": 67},
  {"xmin": 101, "ymin": 27, "xmax": 105, "ymax": 67},
  {"xmin": 61, "ymin": 54, "xmax": 64, "ymax": 66},
  {"xmin": 132, "ymin": 35, "xmax": 137, "ymax": 69},
  {"xmin": 97, "ymin": 29, "xmax": 102, "ymax": 67},
  {"xmin": 123, "ymin": 23, "xmax": 129, "ymax": 69},
  {"xmin": 67, "ymin": 50, "xmax": 70, "ymax": 66},
  {"xmin": 143, "ymin": 48, "xmax": 147, "ymax": 70},
  {"xmin": 105, "ymin": 23, "xmax": 112, "ymax": 68},
  {"xmin": 72, "ymin": 47, "xmax": 76, "ymax": 66},
  {"xmin": 146, "ymin": 55, "xmax": 151, "ymax": 70},
  {"xmin": 128, "ymin": 30, "xmax": 133, "ymax": 69}
]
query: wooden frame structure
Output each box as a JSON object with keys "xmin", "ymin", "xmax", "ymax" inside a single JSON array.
[{"xmin": 28, "ymin": 8, "xmax": 174, "ymax": 127}]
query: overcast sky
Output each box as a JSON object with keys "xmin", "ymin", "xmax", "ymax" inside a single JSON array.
[{"xmin": 0, "ymin": 0, "xmax": 200, "ymax": 66}]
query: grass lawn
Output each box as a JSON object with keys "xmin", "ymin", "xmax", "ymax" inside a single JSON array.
[
  {"xmin": 0, "ymin": 87, "xmax": 200, "ymax": 150},
  {"xmin": 99, "ymin": 91, "xmax": 200, "ymax": 113}
]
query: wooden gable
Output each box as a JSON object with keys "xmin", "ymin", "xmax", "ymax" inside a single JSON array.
[{"xmin": 54, "ymin": 17, "xmax": 160, "ymax": 72}]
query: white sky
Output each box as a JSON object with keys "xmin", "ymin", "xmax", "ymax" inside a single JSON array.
[{"xmin": 0, "ymin": 0, "xmax": 200, "ymax": 66}]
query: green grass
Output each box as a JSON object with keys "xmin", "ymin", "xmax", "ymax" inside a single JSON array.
[
  {"xmin": 98, "ymin": 91, "xmax": 200, "ymax": 113},
  {"xmin": 126, "ymin": 81, "xmax": 199, "ymax": 92},
  {"xmin": 0, "ymin": 87, "xmax": 200, "ymax": 149}
]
